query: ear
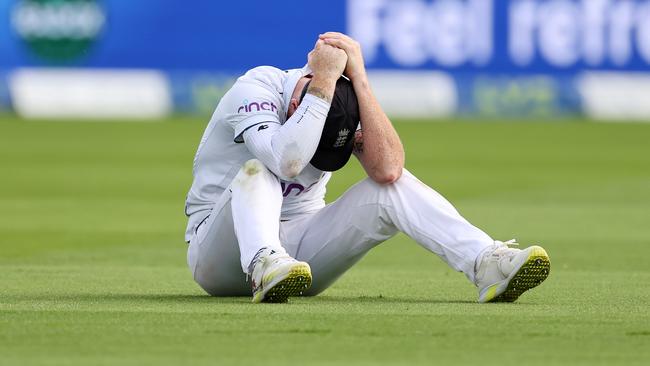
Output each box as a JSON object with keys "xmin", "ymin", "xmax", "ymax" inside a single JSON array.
[{"xmin": 287, "ymin": 97, "xmax": 300, "ymax": 118}]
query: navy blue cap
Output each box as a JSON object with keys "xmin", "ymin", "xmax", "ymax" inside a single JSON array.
[{"xmin": 300, "ymin": 77, "xmax": 360, "ymax": 172}]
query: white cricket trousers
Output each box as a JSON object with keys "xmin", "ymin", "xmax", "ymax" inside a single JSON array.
[{"xmin": 187, "ymin": 159, "xmax": 494, "ymax": 296}]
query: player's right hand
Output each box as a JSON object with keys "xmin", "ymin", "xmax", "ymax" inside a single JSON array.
[{"xmin": 308, "ymin": 40, "xmax": 347, "ymax": 81}]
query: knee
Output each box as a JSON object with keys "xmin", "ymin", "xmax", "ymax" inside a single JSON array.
[
  {"xmin": 241, "ymin": 159, "xmax": 269, "ymax": 178},
  {"xmin": 391, "ymin": 168, "xmax": 418, "ymax": 188},
  {"xmin": 359, "ymin": 168, "xmax": 417, "ymax": 194},
  {"xmin": 233, "ymin": 159, "xmax": 273, "ymax": 187}
]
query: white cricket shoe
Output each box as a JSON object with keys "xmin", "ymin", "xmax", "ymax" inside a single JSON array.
[
  {"xmin": 248, "ymin": 247, "xmax": 312, "ymax": 303},
  {"xmin": 474, "ymin": 239, "xmax": 550, "ymax": 303}
]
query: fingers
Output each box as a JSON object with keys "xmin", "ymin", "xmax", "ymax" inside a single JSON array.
[
  {"xmin": 321, "ymin": 37, "xmax": 347, "ymax": 50},
  {"xmin": 319, "ymin": 32, "xmax": 359, "ymax": 52},
  {"xmin": 319, "ymin": 32, "xmax": 350, "ymax": 41},
  {"xmin": 313, "ymin": 38, "xmax": 344, "ymax": 54},
  {"xmin": 313, "ymin": 41, "xmax": 346, "ymax": 55},
  {"xmin": 312, "ymin": 39, "xmax": 325, "ymax": 51}
]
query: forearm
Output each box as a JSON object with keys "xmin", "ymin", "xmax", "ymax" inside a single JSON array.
[
  {"xmin": 353, "ymin": 76, "xmax": 405, "ymax": 184},
  {"xmin": 243, "ymin": 94, "xmax": 331, "ymax": 180},
  {"xmin": 307, "ymin": 74, "xmax": 338, "ymax": 103}
]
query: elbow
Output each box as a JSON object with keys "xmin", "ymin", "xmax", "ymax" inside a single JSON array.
[
  {"xmin": 276, "ymin": 143, "xmax": 307, "ymax": 180},
  {"xmin": 372, "ymin": 166, "xmax": 403, "ymax": 185},
  {"xmin": 279, "ymin": 158, "xmax": 304, "ymax": 180}
]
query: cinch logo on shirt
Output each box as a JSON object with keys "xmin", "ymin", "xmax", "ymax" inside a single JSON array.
[{"xmin": 237, "ymin": 100, "xmax": 278, "ymax": 113}]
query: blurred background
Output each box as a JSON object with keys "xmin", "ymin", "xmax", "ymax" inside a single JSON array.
[{"xmin": 1, "ymin": 0, "xmax": 649, "ymax": 121}]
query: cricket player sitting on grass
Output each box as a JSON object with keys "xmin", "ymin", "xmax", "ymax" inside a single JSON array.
[{"xmin": 184, "ymin": 32, "xmax": 550, "ymax": 303}]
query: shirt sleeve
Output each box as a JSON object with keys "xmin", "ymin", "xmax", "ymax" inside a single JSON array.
[
  {"xmin": 221, "ymin": 81, "xmax": 283, "ymax": 143},
  {"xmin": 242, "ymin": 94, "xmax": 331, "ymax": 180}
]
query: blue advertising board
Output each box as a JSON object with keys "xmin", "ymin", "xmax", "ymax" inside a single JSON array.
[
  {"xmin": 349, "ymin": 0, "xmax": 650, "ymax": 73},
  {"xmin": 2, "ymin": 0, "xmax": 649, "ymax": 72},
  {"xmin": 0, "ymin": 0, "xmax": 346, "ymax": 71},
  {"xmin": 1, "ymin": 0, "xmax": 649, "ymax": 117}
]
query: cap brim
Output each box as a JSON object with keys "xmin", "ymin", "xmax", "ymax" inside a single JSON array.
[{"xmin": 309, "ymin": 142, "xmax": 355, "ymax": 172}]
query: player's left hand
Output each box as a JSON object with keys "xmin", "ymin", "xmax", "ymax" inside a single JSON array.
[{"xmin": 318, "ymin": 32, "xmax": 367, "ymax": 83}]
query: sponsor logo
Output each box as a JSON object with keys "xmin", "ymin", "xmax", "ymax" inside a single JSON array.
[
  {"xmin": 348, "ymin": 0, "xmax": 493, "ymax": 67},
  {"xmin": 257, "ymin": 124, "xmax": 269, "ymax": 131},
  {"xmin": 509, "ymin": 0, "xmax": 650, "ymax": 67},
  {"xmin": 237, "ymin": 99, "xmax": 278, "ymax": 113},
  {"xmin": 11, "ymin": 0, "xmax": 106, "ymax": 63},
  {"xmin": 349, "ymin": 0, "xmax": 650, "ymax": 68}
]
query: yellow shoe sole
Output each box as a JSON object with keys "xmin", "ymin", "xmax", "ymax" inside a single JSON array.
[
  {"xmin": 485, "ymin": 246, "xmax": 551, "ymax": 303},
  {"xmin": 255, "ymin": 264, "xmax": 312, "ymax": 303}
]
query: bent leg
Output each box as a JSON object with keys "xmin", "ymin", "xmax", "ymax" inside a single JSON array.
[
  {"xmin": 283, "ymin": 169, "xmax": 493, "ymax": 295},
  {"xmin": 188, "ymin": 195, "xmax": 248, "ymax": 296},
  {"xmin": 231, "ymin": 159, "xmax": 284, "ymax": 271},
  {"xmin": 187, "ymin": 159, "xmax": 284, "ymax": 296}
]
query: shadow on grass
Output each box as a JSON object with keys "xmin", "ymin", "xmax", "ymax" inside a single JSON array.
[
  {"xmin": 314, "ymin": 295, "xmax": 477, "ymax": 305},
  {"xmin": 5, "ymin": 292, "xmax": 488, "ymax": 305},
  {"xmin": 4, "ymin": 293, "xmax": 246, "ymax": 304}
]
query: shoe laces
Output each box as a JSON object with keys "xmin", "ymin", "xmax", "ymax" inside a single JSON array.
[
  {"xmin": 501, "ymin": 239, "xmax": 519, "ymax": 247},
  {"xmin": 477, "ymin": 239, "xmax": 519, "ymax": 267},
  {"xmin": 247, "ymin": 248, "xmax": 270, "ymax": 282},
  {"xmin": 475, "ymin": 239, "xmax": 521, "ymax": 284},
  {"xmin": 491, "ymin": 239, "xmax": 519, "ymax": 256},
  {"xmin": 246, "ymin": 247, "xmax": 287, "ymax": 281}
]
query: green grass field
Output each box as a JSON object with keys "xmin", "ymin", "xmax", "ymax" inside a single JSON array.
[{"xmin": 1, "ymin": 115, "xmax": 648, "ymax": 365}]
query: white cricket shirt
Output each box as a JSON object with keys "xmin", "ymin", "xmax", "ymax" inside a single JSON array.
[{"xmin": 184, "ymin": 65, "xmax": 332, "ymax": 242}]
